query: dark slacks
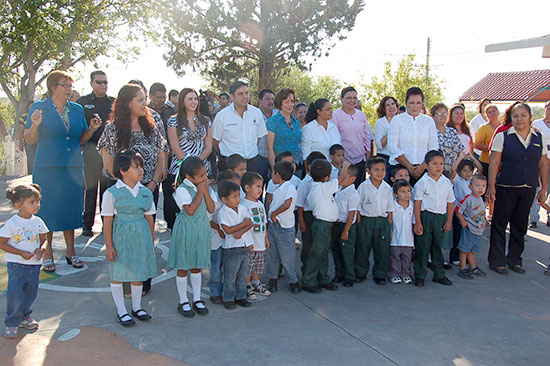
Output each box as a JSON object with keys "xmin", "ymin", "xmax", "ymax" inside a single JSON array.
[
  {"xmin": 82, "ymin": 142, "xmax": 110, "ymax": 230},
  {"xmin": 355, "ymin": 216, "xmax": 391, "ymax": 279},
  {"xmin": 488, "ymin": 186, "xmax": 536, "ymax": 268},
  {"xmin": 330, "ymin": 222, "xmax": 356, "ymax": 281},
  {"xmin": 162, "ymin": 174, "xmax": 179, "ymax": 230},
  {"xmin": 414, "ymin": 211, "xmax": 447, "ymax": 281},
  {"xmin": 299, "ymin": 211, "xmax": 315, "ymax": 275}
]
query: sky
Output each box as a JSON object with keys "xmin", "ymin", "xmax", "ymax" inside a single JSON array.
[{"xmin": 71, "ymin": 0, "xmax": 550, "ymax": 108}]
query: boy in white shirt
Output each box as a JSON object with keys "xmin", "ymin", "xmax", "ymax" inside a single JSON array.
[
  {"xmin": 266, "ymin": 161, "xmax": 300, "ymax": 294},
  {"xmin": 356, "ymin": 156, "xmax": 394, "ymax": 285},
  {"xmin": 302, "ymin": 159, "xmax": 349, "ymax": 293},
  {"xmin": 241, "ymin": 172, "xmax": 271, "ymax": 299},
  {"xmin": 413, "ymin": 150, "xmax": 455, "ymax": 287},
  {"xmin": 218, "ymin": 180, "xmax": 254, "ymax": 310},
  {"xmin": 296, "ymin": 151, "xmax": 327, "ymax": 274},
  {"xmin": 330, "ymin": 164, "xmax": 359, "ymax": 288},
  {"xmin": 265, "ymin": 151, "xmax": 301, "ymax": 220},
  {"xmin": 329, "ymin": 144, "xmax": 345, "ymax": 180},
  {"xmin": 388, "ymin": 180, "xmax": 414, "ymax": 284}
]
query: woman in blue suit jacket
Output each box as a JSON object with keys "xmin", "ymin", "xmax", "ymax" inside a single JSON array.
[{"xmin": 25, "ymin": 70, "xmax": 102, "ymax": 272}]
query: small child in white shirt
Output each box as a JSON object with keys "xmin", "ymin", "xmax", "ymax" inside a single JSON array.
[
  {"xmin": 329, "ymin": 144, "xmax": 345, "ymax": 180},
  {"xmin": 388, "ymin": 180, "xmax": 414, "ymax": 284}
]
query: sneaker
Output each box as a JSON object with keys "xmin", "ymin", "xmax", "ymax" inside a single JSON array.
[
  {"xmin": 529, "ymin": 221, "xmax": 537, "ymax": 229},
  {"xmin": 4, "ymin": 327, "xmax": 18, "ymax": 339},
  {"xmin": 402, "ymin": 276, "xmax": 413, "ymax": 284},
  {"xmin": 457, "ymin": 267, "xmax": 474, "ymax": 280},
  {"xmin": 390, "ymin": 276, "xmax": 402, "ymax": 284},
  {"xmin": 19, "ymin": 317, "xmax": 39, "ymax": 330},
  {"xmin": 253, "ymin": 284, "xmax": 271, "ymax": 296},
  {"xmin": 451, "ymin": 261, "xmax": 460, "ymax": 266},
  {"xmin": 246, "ymin": 287, "xmax": 258, "ymax": 301},
  {"xmin": 469, "ymin": 266, "xmax": 486, "ymax": 277}
]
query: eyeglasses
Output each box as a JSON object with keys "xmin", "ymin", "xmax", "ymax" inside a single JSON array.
[
  {"xmin": 94, "ymin": 80, "xmax": 108, "ymax": 85},
  {"xmin": 56, "ymin": 83, "xmax": 73, "ymax": 89},
  {"xmin": 435, "ymin": 111, "xmax": 448, "ymax": 116}
]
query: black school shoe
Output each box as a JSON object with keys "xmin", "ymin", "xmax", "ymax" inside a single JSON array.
[
  {"xmin": 332, "ymin": 275, "xmax": 344, "ymax": 283},
  {"xmin": 289, "ymin": 282, "xmax": 301, "ymax": 294},
  {"xmin": 343, "ymin": 280, "xmax": 354, "ymax": 288},
  {"xmin": 414, "ymin": 278, "xmax": 424, "ymax": 287},
  {"xmin": 433, "ymin": 276, "xmax": 453, "ymax": 286},
  {"xmin": 131, "ymin": 309, "xmax": 152, "ymax": 321},
  {"xmin": 178, "ymin": 302, "xmax": 195, "ymax": 317},
  {"xmin": 81, "ymin": 228, "xmax": 93, "ymax": 237},
  {"xmin": 302, "ymin": 285, "xmax": 322, "ymax": 294},
  {"xmin": 267, "ymin": 279, "xmax": 278, "ymax": 293},
  {"xmin": 320, "ymin": 282, "xmax": 338, "ymax": 291},
  {"xmin": 116, "ymin": 313, "xmax": 135, "ymax": 327},
  {"xmin": 354, "ymin": 276, "xmax": 366, "ymax": 283},
  {"xmin": 235, "ymin": 299, "xmax": 251, "ymax": 308},
  {"xmin": 373, "ymin": 277, "xmax": 386, "ymax": 285},
  {"xmin": 193, "ymin": 301, "xmax": 209, "ymax": 315},
  {"xmin": 223, "ymin": 301, "xmax": 236, "ymax": 310}
]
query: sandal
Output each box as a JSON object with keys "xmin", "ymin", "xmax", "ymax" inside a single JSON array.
[
  {"xmin": 42, "ymin": 259, "xmax": 56, "ymax": 273},
  {"xmin": 66, "ymin": 255, "xmax": 84, "ymax": 269}
]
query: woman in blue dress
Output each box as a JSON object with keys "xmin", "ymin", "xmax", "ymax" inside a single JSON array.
[
  {"xmin": 24, "ymin": 70, "xmax": 102, "ymax": 272},
  {"xmin": 102, "ymin": 150, "xmax": 157, "ymax": 326}
]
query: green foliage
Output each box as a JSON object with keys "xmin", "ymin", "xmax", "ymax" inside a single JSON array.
[
  {"xmin": 360, "ymin": 54, "xmax": 445, "ymax": 125},
  {"xmin": 161, "ymin": 0, "xmax": 364, "ymax": 91},
  {"xmin": 0, "ymin": 0, "xmax": 152, "ymax": 127}
]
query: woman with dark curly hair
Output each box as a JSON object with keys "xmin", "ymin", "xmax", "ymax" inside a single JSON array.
[
  {"xmin": 487, "ymin": 102, "xmax": 548, "ymax": 275},
  {"xmin": 446, "ymin": 104, "xmax": 472, "ymax": 155}
]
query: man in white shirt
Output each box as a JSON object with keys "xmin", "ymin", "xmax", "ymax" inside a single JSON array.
[
  {"xmin": 212, "ymin": 81, "xmax": 268, "ymax": 175},
  {"xmin": 388, "ymin": 87, "xmax": 438, "ymax": 185}
]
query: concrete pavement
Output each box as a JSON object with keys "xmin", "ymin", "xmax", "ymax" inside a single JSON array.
[{"xmin": 0, "ymin": 175, "xmax": 549, "ymax": 365}]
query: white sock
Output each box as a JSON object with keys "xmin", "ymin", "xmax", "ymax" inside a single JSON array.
[
  {"xmin": 190, "ymin": 272, "xmax": 202, "ymax": 303},
  {"xmin": 131, "ymin": 284, "xmax": 143, "ymax": 312},
  {"xmin": 176, "ymin": 275, "xmax": 189, "ymax": 305},
  {"xmin": 252, "ymin": 280, "xmax": 260, "ymax": 287},
  {"xmin": 110, "ymin": 283, "xmax": 128, "ymax": 317}
]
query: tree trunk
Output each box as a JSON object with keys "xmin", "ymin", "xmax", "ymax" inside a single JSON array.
[{"xmin": 258, "ymin": 58, "xmax": 274, "ymax": 92}]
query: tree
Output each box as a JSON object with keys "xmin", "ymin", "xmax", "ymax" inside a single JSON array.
[
  {"xmin": 0, "ymin": 0, "xmax": 151, "ymax": 136},
  {"xmin": 360, "ymin": 54, "xmax": 445, "ymax": 125},
  {"xmin": 161, "ymin": 0, "xmax": 364, "ymax": 91}
]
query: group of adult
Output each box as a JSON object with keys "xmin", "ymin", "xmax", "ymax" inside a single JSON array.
[{"xmin": 21, "ymin": 69, "xmax": 550, "ymax": 278}]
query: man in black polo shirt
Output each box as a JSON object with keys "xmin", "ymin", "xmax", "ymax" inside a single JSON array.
[{"xmin": 77, "ymin": 70, "xmax": 114, "ymax": 236}]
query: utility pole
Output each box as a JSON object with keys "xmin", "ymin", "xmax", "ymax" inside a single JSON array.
[{"xmin": 426, "ymin": 37, "xmax": 431, "ymax": 82}]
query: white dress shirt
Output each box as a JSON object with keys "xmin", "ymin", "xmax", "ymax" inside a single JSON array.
[
  {"xmin": 335, "ymin": 185, "xmax": 359, "ymax": 224},
  {"xmin": 357, "ymin": 178, "xmax": 394, "ymax": 217},
  {"xmin": 101, "ymin": 180, "xmax": 156, "ymax": 216},
  {"xmin": 218, "ymin": 204, "xmax": 253, "ymax": 248},
  {"xmin": 387, "ymin": 112, "xmax": 438, "ymax": 165},
  {"xmin": 212, "ymin": 103, "xmax": 267, "ymax": 159},
  {"xmin": 268, "ymin": 181, "xmax": 297, "ymax": 228},
  {"xmin": 173, "ymin": 178, "xmax": 217, "ymax": 209},
  {"xmin": 391, "ymin": 200, "xmax": 414, "ymax": 247},
  {"xmin": 308, "ymin": 179, "xmax": 339, "ymax": 222},
  {"xmin": 374, "ymin": 116, "xmax": 391, "ymax": 156},
  {"xmin": 296, "ymin": 174, "xmax": 314, "ymax": 211},
  {"xmin": 532, "ymin": 118, "xmax": 550, "ymax": 156},
  {"xmin": 330, "ymin": 165, "xmax": 339, "ymax": 180},
  {"xmin": 266, "ymin": 175, "xmax": 301, "ymax": 194},
  {"xmin": 301, "ymin": 120, "xmax": 341, "ymax": 161},
  {"xmin": 413, "ymin": 174, "xmax": 455, "ymax": 214}
]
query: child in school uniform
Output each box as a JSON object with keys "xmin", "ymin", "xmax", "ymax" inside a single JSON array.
[
  {"xmin": 302, "ymin": 159, "xmax": 348, "ymax": 293},
  {"xmin": 329, "ymin": 144, "xmax": 345, "ymax": 180},
  {"xmin": 296, "ymin": 151, "xmax": 327, "ymax": 275},
  {"xmin": 330, "ymin": 164, "xmax": 359, "ymax": 288},
  {"xmin": 454, "ymin": 174, "xmax": 488, "ymax": 279},
  {"xmin": 388, "ymin": 180, "xmax": 414, "ymax": 284},
  {"xmin": 413, "ymin": 150, "xmax": 455, "ymax": 287},
  {"xmin": 389, "ymin": 165, "xmax": 411, "ymax": 185},
  {"xmin": 207, "ymin": 170, "xmax": 240, "ymax": 305},
  {"xmin": 356, "ymin": 156, "xmax": 394, "ymax": 285},
  {"xmin": 241, "ymin": 172, "xmax": 271, "ymax": 299},
  {"xmin": 266, "ymin": 161, "xmax": 300, "ymax": 294},
  {"xmin": 225, "ymin": 153, "xmax": 247, "ymax": 199},
  {"xmin": 168, "ymin": 157, "xmax": 216, "ymax": 318},
  {"xmin": 1, "ymin": 184, "xmax": 48, "ymax": 339},
  {"xmin": 218, "ymin": 180, "xmax": 254, "ymax": 310},
  {"xmin": 265, "ymin": 151, "xmax": 301, "ymax": 216},
  {"xmin": 102, "ymin": 150, "xmax": 158, "ymax": 327}
]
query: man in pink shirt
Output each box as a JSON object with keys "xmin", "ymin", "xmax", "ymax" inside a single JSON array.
[{"xmin": 331, "ymin": 86, "xmax": 372, "ymax": 186}]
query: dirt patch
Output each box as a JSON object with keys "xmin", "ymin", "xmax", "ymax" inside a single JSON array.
[{"xmin": 0, "ymin": 326, "xmax": 189, "ymax": 366}]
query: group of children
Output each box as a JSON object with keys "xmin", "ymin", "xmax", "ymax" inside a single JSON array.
[{"xmin": 0, "ymin": 142, "xmax": 494, "ymax": 337}]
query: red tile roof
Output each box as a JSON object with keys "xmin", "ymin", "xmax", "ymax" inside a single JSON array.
[{"xmin": 459, "ymin": 70, "xmax": 550, "ymax": 102}]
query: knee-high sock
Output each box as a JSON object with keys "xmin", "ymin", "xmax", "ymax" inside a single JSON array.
[
  {"xmin": 176, "ymin": 275, "xmax": 188, "ymax": 304},
  {"xmin": 130, "ymin": 284, "xmax": 143, "ymax": 312},
  {"xmin": 110, "ymin": 283, "xmax": 127, "ymax": 316},
  {"xmin": 190, "ymin": 272, "xmax": 202, "ymax": 302}
]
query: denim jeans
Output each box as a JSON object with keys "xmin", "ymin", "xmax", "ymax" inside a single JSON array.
[
  {"xmin": 208, "ymin": 247, "xmax": 224, "ymax": 297},
  {"xmin": 222, "ymin": 247, "xmax": 249, "ymax": 302},
  {"xmin": 266, "ymin": 223, "xmax": 298, "ymax": 283},
  {"xmin": 5, "ymin": 263, "xmax": 41, "ymax": 327}
]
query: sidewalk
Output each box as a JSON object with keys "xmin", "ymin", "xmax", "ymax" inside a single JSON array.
[{"xmin": 0, "ymin": 175, "xmax": 549, "ymax": 365}]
